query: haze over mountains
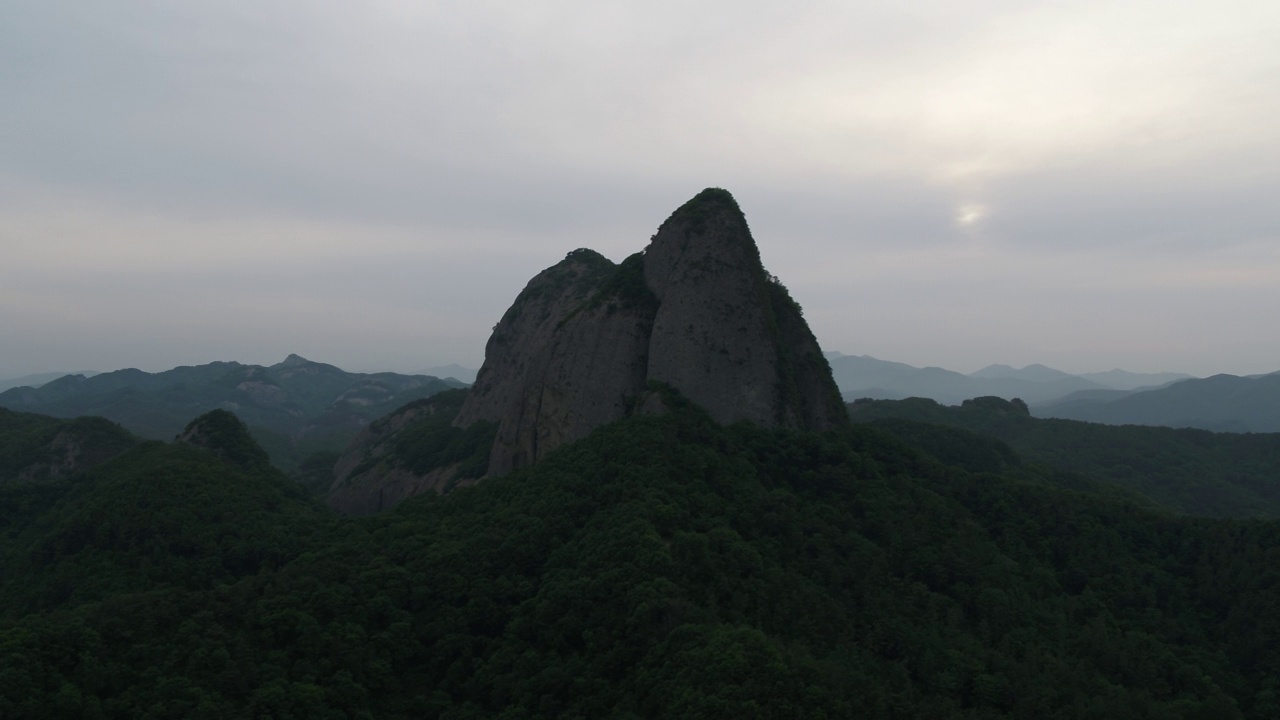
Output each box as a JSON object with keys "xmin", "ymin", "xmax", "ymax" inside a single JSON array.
[
  {"xmin": 825, "ymin": 352, "xmax": 1192, "ymax": 405},
  {"xmin": 1039, "ymin": 371, "xmax": 1280, "ymax": 433},
  {"xmin": 0, "ymin": 371, "xmax": 101, "ymax": 393},
  {"xmin": 828, "ymin": 352, "xmax": 1280, "ymax": 433},
  {"xmin": 8, "ymin": 349, "xmax": 1273, "ymax": 458}
]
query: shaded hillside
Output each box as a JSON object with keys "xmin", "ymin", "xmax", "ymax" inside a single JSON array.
[
  {"xmin": 849, "ymin": 396, "xmax": 1280, "ymax": 518},
  {"xmin": 326, "ymin": 389, "xmax": 496, "ymax": 515},
  {"xmin": 1038, "ymin": 372, "xmax": 1280, "ymax": 432},
  {"xmin": 0, "ymin": 355, "xmax": 462, "ymax": 470},
  {"xmin": 0, "ymin": 407, "xmax": 138, "ymax": 485},
  {"xmin": 4, "ymin": 396, "xmax": 1280, "ymax": 716},
  {"xmin": 0, "ymin": 411, "xmax": 326, "ymax": 619}
]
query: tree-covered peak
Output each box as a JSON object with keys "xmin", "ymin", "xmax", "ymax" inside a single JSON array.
[{"xmin": 175, "ymin": 409, "xmax": 272, "ymax": 472}]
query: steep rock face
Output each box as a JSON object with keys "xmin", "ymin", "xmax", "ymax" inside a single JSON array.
[
  {"xmin": 643, "ymin": 190, "xmax": 846, "ymax": 428},
  {"xmin": 455, "ymin": 250, "xmax": 655, "ymax": 476},
  {"xmin": 328, "ymin": 393, "xmax": 483, "ymax": 515},
  {"xmin": 325, "ymin": 388, "xmax": 505, "ymax": 515},
  {"xmin": 456, "ymin": 188, "xmax": 846, "ymax": 477}
]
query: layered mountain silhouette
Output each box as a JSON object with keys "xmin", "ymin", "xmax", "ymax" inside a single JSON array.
[
  {"xmin": 328, "ymin": 188, "xmax": 847, "ymax": 513},
  {"xmin": 0, "ymin": 355, "xmax": 462, "ymax": 469},
  {"xmin": 827, "ymin": 352, "xmax": 1191, "ymax": 405},
  {"xmin": 0, "ymin": 370, "xmax": 100, "ymax": 393},
  {"xmin": 1038, "ymin": 371, "xmax": 1280, "ymax": 432}
]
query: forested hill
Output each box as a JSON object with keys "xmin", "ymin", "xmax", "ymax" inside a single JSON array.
[
  {"xmin": 849, "ymin": 396, "xmax": 1280, "ymax": 518},
  {"xmin": 0, "ymin": 407, "xmax": 138, "ymax": 485},
  {"xmin": 3, "ymin": 397, "xmax": 1280, "ymax": 717}
]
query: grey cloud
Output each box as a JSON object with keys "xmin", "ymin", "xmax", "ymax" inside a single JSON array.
[{"xmin": 2, "ymin": 1, "xmax": 1279, "ymax": 378}]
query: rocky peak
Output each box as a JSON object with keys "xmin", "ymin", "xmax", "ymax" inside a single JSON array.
[
  {"xmin": 275, "ymin": 353, "xmax": 313, "ymax": 369},
  {"xmin": 643, "ymin": 188, "xmax": 795, "ymax": 427},
  {"xmin": 455, "ymin": 188, "xmax": 846, "ymax": 477},
  {"xmin": 643, "ymin": 188, "xmax": 763, "ymax": 297}
]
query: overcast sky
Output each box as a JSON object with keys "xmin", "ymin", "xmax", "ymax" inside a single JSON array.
[{"xmin": 3, "ymin": 1, "xmax": 1278, "ymax": 379}]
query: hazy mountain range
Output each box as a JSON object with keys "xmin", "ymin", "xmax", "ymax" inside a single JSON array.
[
  {"xmin": 828, "ymin": 352, "xmax": 1280, "ymax": 433},
  {"xmin": 416, "ymin": 364, "xmax": 478, "ymax": 384},
  {"xmin": 1038, "ymin": 371, "xmax": 1280, "ymax": 433},
  {"xmin": 0, "ymin": 370, "xmax": 101, "ymax": 393},
  {"xmin": 825, "ymin": 352, "xmax": 1191, "ymax": 405},
  {"xmin": 0, "ymin": 354, "xmax": 462, "ymax": 469}
]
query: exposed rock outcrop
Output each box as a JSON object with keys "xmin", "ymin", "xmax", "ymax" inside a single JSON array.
[
  {"xmin": 327, "ymin": 389, "xmax": 494, "ymax": 515},
  {"xmin": 456, "ymin": 188, "xmax": 847, "ymax": 477}
]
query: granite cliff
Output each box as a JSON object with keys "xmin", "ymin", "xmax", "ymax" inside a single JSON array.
[
  {"xmin": 458, "ymin": 188, "xmax": 846, "ymax": 474},
  {"xmin": 327, "ymin": 188, "xmax": 846, "ymax": 513}
]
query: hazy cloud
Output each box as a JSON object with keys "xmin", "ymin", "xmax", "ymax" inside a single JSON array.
[{"xmin": 3, "ymin": 0, "xmax": 1278, "ymax": 378}]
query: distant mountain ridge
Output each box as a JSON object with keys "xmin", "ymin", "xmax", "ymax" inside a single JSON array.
[
  {"xmin": 0, "ymin": 370, "xmax": 101, "ymax": 393},
  {"xmin": 0, "ymin": 355, "xmax": 463, "ymax": 469},
  {"xmin": 418, "ymin": 364, "xmax": 477, "ymax": 384},
  {"xmin": 1077, "ymin": 368, "xmax": 1193, "ymax": 390},
  {"xmin": 825, "ymin": 352, "xmax": 1195, "ymax": 406},
  {"xmin": 969, "ymin": 363, "xmax": 1083, "ymax": 383},
  {"xmin": 1037, "ymin": 371, "xmax": 1280, "ymax": 433}
]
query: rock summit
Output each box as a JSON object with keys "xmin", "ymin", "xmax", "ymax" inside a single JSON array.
[{"xmin": 454, "ymin": 188, "xmax": 847, "ymax": 476}]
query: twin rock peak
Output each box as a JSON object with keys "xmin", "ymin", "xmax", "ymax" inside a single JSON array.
[
  {"xmin": 330, "ymin": 184, "xmax": 849, "ymax": 509},
  {"xmin": 331, "ymin": 188, "xmax": 847, "ymax": 512}
]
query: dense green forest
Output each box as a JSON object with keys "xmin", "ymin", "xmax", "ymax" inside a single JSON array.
[
  {"xmin": 0, "ymin": 408, "xmax": 138, "ymax": 485},
  {"xmin": 848, "ymin": 396, "xmax": 1280, "ymax": 518},
  {"xmin": 3, "ymin": 397, "xmax": 1280, "ymax": 717}
]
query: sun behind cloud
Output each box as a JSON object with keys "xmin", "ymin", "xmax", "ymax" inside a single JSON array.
[{"xmin": 955, "ymin": 202, "xmax": 988, "ymax": 227}]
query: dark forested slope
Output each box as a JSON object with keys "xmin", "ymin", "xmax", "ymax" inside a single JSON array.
[
  {"xmin": 849, "ymin": 396, "xmax": 1280, "ymax": 518},
  {"xmin": 0, "ymin": 407, "xmax": 138, "ymax": 485},
  {"xmin": 3, "ymin": 397, "xmax": 1280, "ymax": 717}
]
